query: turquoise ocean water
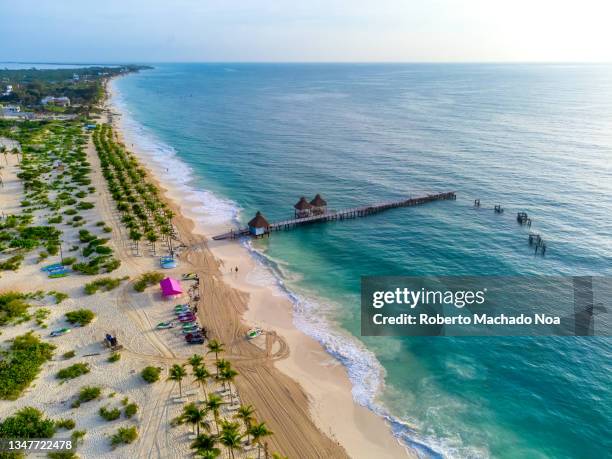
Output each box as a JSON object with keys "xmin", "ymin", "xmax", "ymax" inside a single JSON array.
[{"xmin": 113, "ymin": 64, "xmax": 612, "ymax": 458}]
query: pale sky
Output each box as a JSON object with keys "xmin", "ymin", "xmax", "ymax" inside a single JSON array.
[{"xmin": 2, "ymin": 0, "xmax": 612, "ymax": 63}]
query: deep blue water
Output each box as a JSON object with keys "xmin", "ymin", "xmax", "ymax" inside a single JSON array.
[{"xmin": 114, "ymin": 63, "xmax": 612, "ymax": 458}]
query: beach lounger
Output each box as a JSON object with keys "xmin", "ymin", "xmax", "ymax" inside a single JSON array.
[{"xmin": 41, "ymin": 263, "xmax": 63, "ymax": 272}]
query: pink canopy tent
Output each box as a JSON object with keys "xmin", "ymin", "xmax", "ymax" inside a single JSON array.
[{"xmin": 160, "ymin": 277, "xmax": 183, "ymax": 297}]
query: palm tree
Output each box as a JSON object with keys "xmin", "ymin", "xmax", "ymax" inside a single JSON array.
[
  {"xmin": 272, "ymin": 453, "xmax": 288, "ymax": 459},
  {"xmin": 215, "ymin": 359, "xmax": 230, "ymax": 381},
  {"xmin": 146, "ymin": 230, "xmax": 158, "ymax": 255},
  {"xmin": 191, "ymin": 433, "xmax": 221, "ymax": 458},
  {"xmin": 168, "ymin": 364, "xmax": 187, "ymax": 397},
  {"xmin": 206, "ymin": 393, "xmax": 224, "ymax": 434},
  {"xmin": 235, "ymin": 405, "xmax": 255, "ymax": 444},
  {"xmin": 219, "ymin": 367, "xmax": 239, "ymax": 405},
  {"xmin": 193, "ymin": 365, "xmax": 211, "ymax": 399},
  {"xmin": 206, "ymin": 340, "xmax": 225, "ymax": 375},
  {"xmin": 188, "ymin": 354, "xmax": 204, "ymax": 372},
  {"xmin": 249, "ymin": 422, "xmax": 273, "ymax": 459},
  {"xmin": 219, "ymin": 424, "xmax": 243, "ymax": 459},
  {"xmin": 129, "ymin": 229, "xmax": 142, "ymax": 255},
  {"xmin": 176, "ymin": 402, "xmax": 210, "ymax": 436}
]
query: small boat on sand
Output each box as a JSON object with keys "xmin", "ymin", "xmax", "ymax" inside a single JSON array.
[{"xmin": 247, "ymin": 328, "xmax": 262, "ymax": 339}]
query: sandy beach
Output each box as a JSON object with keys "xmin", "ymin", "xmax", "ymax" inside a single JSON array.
[
  {"xmin": 107, "ymin": 80, "xmax": 411, "ymax": 458},
  {"xmin": 0, "ymin": 82, "xmax": 409, "ymax": 459}
]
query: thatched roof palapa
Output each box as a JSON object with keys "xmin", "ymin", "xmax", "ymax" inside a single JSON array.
[
  {"xmin": 248, "ymin": 211, "xmax": 270, "ymax": 228},
  {"xmin": 310, "ymin": 194, "xmax": 327, "ymax": 207},
  {"xmin": 294, "ymin": 197, "xmax": 313, "ymax": 210}
]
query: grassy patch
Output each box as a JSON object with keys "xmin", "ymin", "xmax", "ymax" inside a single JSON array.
[
  {"xmin": 0, "ymin": 406, "xmax": 56, "ymax": 438},
  {"xmin": 124, "ymin": 402, "xmax": 138, "ymax": 418},
  {"xmin": 84, "ymin": 276, "xmax": 127, "ymax": 295},
  {"xmin": 99, "ymin": 406, "xmax": 121, "ymax": 421},
  {"xmin": 0, "ymin": 254, "xmax": 24, "ymax": 271},
  {"xmin": 0, "ymin": 291, "xmax": 31, "ymax": 325},
  {"xmin": 56, "ymin": 362, "xmax": 90, "ymax": 380},
  {"xmin": 71, "ymin": 386, "xmax": 101, "ymax": 408},
  {"xmin": 65, "ymin": 309, "xmax": 95, "ymax": 326},
  {"xmin": 110, "ymin": 426, "xmax": 138, "ymax": 447},
  {"xmin": 62, "ymin": 350, "xmax": 76, "ymax": 359},
  {"xmin": 0, "ymin": 332, "xmax": 55, "ymax": 399},
  {"xmin": 141, "ymin": 366, "xmax": 161, "ymax": 383},
  {"xmin": 107, "ymin": 352, "xmax": 121, "ymax": 363},
  {"xmin": 55, "ymin": 418, "xmax": 76, "ymax": 430},
  {"xmin": 134, "ymin": 272, "xmax": 164, "ymax": 292}
]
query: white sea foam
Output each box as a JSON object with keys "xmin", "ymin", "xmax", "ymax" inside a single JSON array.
[{"xmin": 109, "ymin": 77, "xmax": 453, "ymax": 459}]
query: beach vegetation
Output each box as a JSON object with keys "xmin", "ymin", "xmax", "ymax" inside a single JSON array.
[
  {"xmin": 0, "ymin": 254, "xmax": 24, "ymax": 271},
  {"xmin": 56, "ymin": 362, "xmax": 90, "ymax": 380},
  {"xmin": 190, "ymin": 432, "xmax": 221, "ymax": 458},
  {"xmin": 0, "ymin": 332, "xmax": 55, "ymax": 399},
  {"xmin": 0, "ymin": 406, "xmax": 56, "ymax": 439},
  {"xmin": 124, "ymin": 402, "xmax": 138, "ymax": 418},
  {"xmin": 99, "ymin": 406, "xmax": 121, "ymax": 421},
  {"xmin": 65, "ymin": 309, "xmax": 95, "ymax": 326},
  {"xmin": 168, "ymin": 364, "xmax": 187, "ymax": 397},
  {"xmin": 141, "ymin": 366, "xmax": 161, "ymax": 383},
  {"xmin": 55, "ymin": 418, "xmax": 76, "ymax": 430},
  {"xmin": 34, "ymin": 307, "xmax": 51, "ymax": 326},
  {"xmin": 0, "ymin": 291, "xmax": 31, "ymax": 325},
  {"xmin": 71, "ymin": 429, "xmax": 86, "ymax": 446},
  {"xmin": 133, "ymin": 271, "xmax": 164, "ymax": 292},
  {"xmin": 61, "ymin": 257, "xmax": 76, "ymax": 266},
  {"xmin": 71, "ymin": 386, "xmax": 101, "ymax": 407},
  {"xmin": 174, "ymin": 402, "xmax": 210, "ymax": 436},
  {"xmin": 62, "ymin": 350, "xmax": 76, "ymax": 359},
  {"xmin": 248, "ymin": 421, "xmax": 273, "ymax": 459},
  {"xmin": 84, "ymin": 276, "xmax": 127, "ymax": 295},
  {"xmin": 107, "ymin": 352, "xmax": 121, "ymax": 363},
  {"xmin": 110, "ymin": 426, "xmax": 138, "ymax": 447}
]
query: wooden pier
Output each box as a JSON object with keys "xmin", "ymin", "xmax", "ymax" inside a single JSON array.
[{"xmin": 212, "ymin": 191, "xmax": 456, "ymax": 241}]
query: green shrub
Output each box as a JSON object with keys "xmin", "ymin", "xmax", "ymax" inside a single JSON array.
[
  {"xmin": 141, "ymin": 366, "xmax": 161, "ymax": 383},
  {"xmin": 99, "ymin": 406, "xmax": 121, "ymax": 421},
  {"xmin": 65, "ymin": 309, "xmax": 95, "ymax": 326},
  {"xmin": 0, "ymin": 406, "xmax": 56, "ymax": 438},
  {"xmin": 72, "ymin": 262, "xmax": 99, "ymax": 275},
  {"xmin": 0, "ymin": 333, "xmax": 55, "ymax": 399},
  {"xmin": 0, "ymin": 292, "xmax": 31, "ymax": 325},
  {"xmin": 77, "ymin": 202, "xmax": 94, "ymax": 210},
  {"xmin": 134, "ymin": 272, "xmax": 164, "ymax": 292},
  {"xmin": 34, "ymin": 308, "xmax": 51, "ymax": 326},
  {"xmin": 57, "ymin": 363, "xmax": 90, "ymax": 380},
  {"xmin": 71, "ymin": 386, "xmax": 101, "ymax": 408},
  {"xmin": 103, "ymin": 258, "xmax": 121, "ymax": 272},
  {"xmin": 64, "ymin": 208, "xmax": 77, "ymax": 216},
  {"xmin": 103, "ymin": 226, "xmax": 112, "ymax": 233},
  {"xmin": 55, "ymin": 418, "xmax": 76, "ymax": 430},
  {"xmin": 0, "ymin": 254, "xmax": 24, "ymax": 271},
  {"xmin": 48, "ymin": 451, "xmax": 78, "ymax": 459},
  {"xmin": 62, "ymin": 350, "xmax": 76, "ymax": 359},
  {"xmin": 110, "ymin": 426, "xmax": 138, "ymax": 447},
  {"xmin": 124, "ymin": 402, "xmax": 138, "ymax": 418},
  {"xmin": 95, "ymin": 221, "xmax": 105, "ymax": 227},
  {"xmin": 52, "ymin": 291, "xmax": 69, "ymax": 304},
  {"xmin": 84, "ymin": 276, "xmax": 126, "ymax": 295},
  {"xmin": 61, "ymin": 257, "xmax": 76, "ymax": 266},
  {"xmin": 71, "ymin": 429, "xmax": 86, "ymax": 445},
  {"xmin": 108, "ymin": 352, "xmax": 121, "ymax": 363},
  {"xmin": 48, "ymin": 215, "xmax": 63, "ymax": 224}
]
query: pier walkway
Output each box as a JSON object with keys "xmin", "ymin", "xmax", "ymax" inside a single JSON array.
[{"xmin": 212, "ymin": 191, "xmax": 456, "ymax": 240}]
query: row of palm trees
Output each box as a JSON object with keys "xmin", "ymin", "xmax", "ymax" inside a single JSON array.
[
  {"xmin": 92, "ymin": 124, "xmax": 175, "ymax": 255},
  {"xmin": 167, "ymin": 340, "xmax": 282, "ymax": 458}
]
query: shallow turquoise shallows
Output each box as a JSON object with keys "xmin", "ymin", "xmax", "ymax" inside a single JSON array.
[{"xmin": 114, "ymin": 64, "xmax": 612, "ymax": 458}]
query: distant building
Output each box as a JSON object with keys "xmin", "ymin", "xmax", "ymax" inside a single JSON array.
[
  {"xmin": 248, "ymin": 211, "xmax": 270, "ymax": 236},
  {"xmin": 294, "ymin": 196, "xmax": 313, "ymax": 218},
  {"xmin": 72, "ymin": 73, "xmax": 80, "ymax": 81},
  {"xmin": 309, "ymin": 194, "xmax": 328, "ymax": 215},
  {"xmin": 41, "ymin": 96, "xmax": 71, "ymax": 107},
  {"xmin": 1, "ymin": 104, "xmax": 33, "ymax": 119},
  {"xmin": 2, "ymin": 85, "xmax": 12, "ymax": 96}
]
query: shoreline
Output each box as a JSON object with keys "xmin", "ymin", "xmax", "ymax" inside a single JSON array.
[{"xmin": 107, "ymin": 77, "xmax": 412, "ymax": 458}]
